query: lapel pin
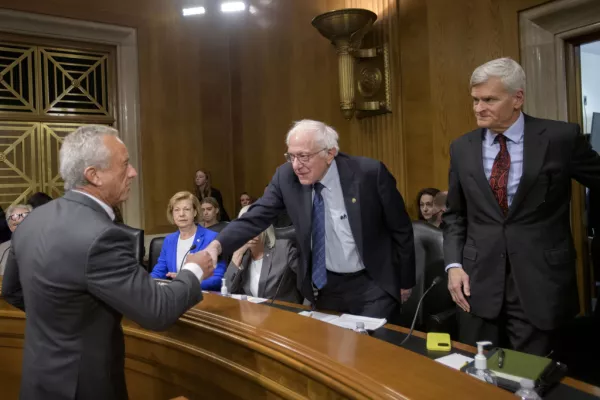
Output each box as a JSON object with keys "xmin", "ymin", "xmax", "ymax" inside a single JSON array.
[{"xmin": 352, "ymin": 198, "xmax": 356, "ymax": 203}]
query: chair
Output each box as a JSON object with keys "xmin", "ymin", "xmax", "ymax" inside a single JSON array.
[
  {"xmin": 149, "ymin": 236, "xmax": 166, "ymax": 272},
  {"xmin": 398, "ymin": 221, "xmax": 455, "ymax": 335},
  {"xmin": 115, "ymin": 223, "xmax": 145, "ymax": 266},
  {"xmin": 274, "ymin": 225, "xmax": 296, "ymax": 244}
]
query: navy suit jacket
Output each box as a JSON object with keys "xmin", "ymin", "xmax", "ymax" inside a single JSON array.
[
  {"xmin": 150, "ymin": 225, "xmax": 226, "ymax": 291},
  {"xmin": 216, "ymin": 152, "xmax": 415, "ymax": 304}
]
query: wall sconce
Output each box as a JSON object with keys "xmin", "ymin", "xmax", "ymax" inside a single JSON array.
[{"xmin": 312, "ymin": 9, "xmax": 391, "ymax": 120}]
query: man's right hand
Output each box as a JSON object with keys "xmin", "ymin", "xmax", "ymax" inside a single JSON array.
[
  {"xmin": 448, "ymin": 267, "xmax": 471, "ymax": 312},
  {"xmin": 186, "ymin": 251, "xmax": 215, "ymax": 279},
  {"xmin": 205, "ymin": 241, "xmax": 222, "ymax": 268}
]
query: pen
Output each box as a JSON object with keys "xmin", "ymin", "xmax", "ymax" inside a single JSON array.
[{"xmin": 498, "ymin": 348, "xmax": 505, "ymax": 369}]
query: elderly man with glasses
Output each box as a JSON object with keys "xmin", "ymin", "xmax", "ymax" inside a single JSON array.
[
  {"xmin": 202, "ymin": 119, "xmax": 415, "ymax": 320},
  {"xmin": 0, "ymin": 203, "xmax": 32, "ymax": 273}
]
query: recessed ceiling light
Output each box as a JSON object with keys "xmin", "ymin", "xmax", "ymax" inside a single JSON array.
[
  {"xmin": 182, "ymin": 6, "xmax": 206, "ymax": 16},
  {"xmin": 221, "ymin": 2, "xmax": 246, "ymax": 13}
]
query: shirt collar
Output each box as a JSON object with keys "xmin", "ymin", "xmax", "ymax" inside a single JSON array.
[
  {"xmin": 485, "ymin": 112, "xmax": 524, "ymax": 146},
  {"xmin": 317, "ymin": 159, "xmax": 338, "ymax": 191},
  {"xmin": 73, "ymin": 190, "xmax": 116, "ymax": 221}
]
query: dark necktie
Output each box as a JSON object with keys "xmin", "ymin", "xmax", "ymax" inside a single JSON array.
[
  {"xmin": 489, "ymin": 134, "xmax": 511, "ymax": 215},
  {"xmin": 311, "ymin": 182, "xmax": 327, "ymax": 289}
]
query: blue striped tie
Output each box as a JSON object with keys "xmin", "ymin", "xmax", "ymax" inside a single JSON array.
[{"xmin": 312, "ymin": 182, "xmax": 327, "ymax": 289}]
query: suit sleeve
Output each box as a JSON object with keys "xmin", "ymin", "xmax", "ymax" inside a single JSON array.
[
  {"xmin": 377, "ymin": 162, "xmax": 416, "ymax": 289},
  {"xmin": 217, "ymin": 168, "xmax": 286, "ymax": 256},
  {"xmin": 443, "ymin": 142, "xmax": 467, "ymax": 265},
  {"xmin": 225, "ymin": 251, "xmax": 248, "ymax": 294},
  {"xmin": 150, "ymin": 239, "xmax": 169, "ymax": 279},
  {"xmin": 86, "ymin": 226, "xmax": 203, "ymax": 331},
  {"xmin": 1, "ymin": 246, "xmax": 25, "ymax": 311},
  {"xmin": 570, "ymin": 124, "xmax": 600, "ymax": 190}
]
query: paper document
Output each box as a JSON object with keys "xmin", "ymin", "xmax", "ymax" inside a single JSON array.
[
  {"xmin": 435, "ymin": 353, "xmax": 474, "ymax": 370},
  {"xmin": 298, "ymin": 312, "xmax": 386, "ymax": 330},
  {"xmin": 230, "ymin": 294, "xmax": 268, "ymax": 303}
]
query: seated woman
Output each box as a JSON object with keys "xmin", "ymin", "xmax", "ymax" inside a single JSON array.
[
  {"xmin": 416, "ymin": 187, "xmax": 440, "ymax": 223},
  {"xmin": 0, "ymin": 204, "xmax": 32, "ymax": 274},
  {"xmin": 224, "ymin": 205, "xmax": 302, "ymax": 303},
  {"xmin": 200, "ymin": 197, "xmax": 228, "ymax": 233},
  {"xmin": 150, "ymin": 191, "xmax": 226, "ymax": 291}
]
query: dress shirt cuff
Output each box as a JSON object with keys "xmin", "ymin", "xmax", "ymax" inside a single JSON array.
[
  {"xmin": 445, "ymin": 263, "xmax": 463, "ymax": 272},
  {"xmin": 182, "ymin": 263, "xmax": 204, "ymax": 283}
]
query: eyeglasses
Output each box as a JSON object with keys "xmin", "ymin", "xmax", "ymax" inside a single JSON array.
[
  {"xmin": 8, "ymin": 212, "xmax": 29, "ymax": 222},
  {"xmin": 284, "ymin": 148, "xmax": 327, "ymax": 164}
]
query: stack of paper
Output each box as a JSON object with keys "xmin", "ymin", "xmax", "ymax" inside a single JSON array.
[
  {"xmin": 298, "ymin": 311, "xmax": 387, "ymax": 331},
  {"xmin": 230, "ymin": 294, "xmax": 268, "ymax": 304},
  {"xmin": 435, "ymin": 353, "xmax": 474, "ymax": 370}
]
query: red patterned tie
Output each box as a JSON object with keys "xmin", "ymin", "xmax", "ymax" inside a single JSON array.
[{"xmin": 489, "ymin": 134, "xmax": 510, "ymax": 215}]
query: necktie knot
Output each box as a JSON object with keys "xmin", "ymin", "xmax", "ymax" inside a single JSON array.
[
  {"xmin": 495, "ymin": 134, "xmax": 508, "ymax": 148},
  {"xmin": 313, "ymin": 182, "xmax": 324, "ymax": 195}
]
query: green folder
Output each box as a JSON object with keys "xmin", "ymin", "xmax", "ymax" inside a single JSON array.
[{"xmin": 487, "ymin": 349, "xmax": 551, "ymax": 382}]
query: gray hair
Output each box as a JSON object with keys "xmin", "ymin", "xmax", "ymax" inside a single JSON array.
[
  {"xmin": 470, "ymin": 57, "xmax": 526, "ymax": 94},
  {"xmin": 285, "ymin": 119, "xmax": 340, "ymax": 153},
  {"xmin": 59, "ymin": 125, "xmax": 119, "ymax": 190},
  {"xmin": 5, "ymin": 204, "xmax": 32, "ymax": 222},
  {"xmin": 238, "ymin": 205, "xmax": 276, "ymax": 249}
]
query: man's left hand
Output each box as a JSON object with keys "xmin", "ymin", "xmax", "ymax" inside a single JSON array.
[{"xmin": 400, "ymin": 288, "xmax": 413, "ymax": 303}]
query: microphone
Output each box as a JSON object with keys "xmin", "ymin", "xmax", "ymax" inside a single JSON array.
[
  {"xmin": 399, "ymin": 276, "xmax": 443, "ymax": 346},
  {"xmin": 269, "ymin": 265, "xmax": 291, "ymax": 305},
  {"xmin": 176, "ymin": 244, "xmax": 197, "ymax": 277}
]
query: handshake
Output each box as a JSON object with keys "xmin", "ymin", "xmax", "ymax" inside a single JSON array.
[{"xmin": 182, "ymin": 241, "xmax": 221, "ymax": 280}]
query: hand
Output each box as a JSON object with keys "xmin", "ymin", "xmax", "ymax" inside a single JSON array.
[
  {"xmin": 166, "ymin": 272, "xmax": 178, "ymax": 279},
  {"xmin": 448, "ymin": 267, "xmax": 471, "ymax": 312},
  {"xmin": 400, "ymin": 288, "xmax": 413, "ymax": 303},
  {"xmin": 186, "ymin": 251, "xmax": 215, "ymax": 279},
  {"xmin": 205, "ymin": 241, "xmax": 221, "ymax": 268}
]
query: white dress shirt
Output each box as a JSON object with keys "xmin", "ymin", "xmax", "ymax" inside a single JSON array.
[
  {"xmin": 248, "ymin": 258, "xmax": 263, "ymax": 297},
  {"xmin": 313, "ymin": 160, "xmax": 365, "ymax": 273},
  {"xmin": 176, "ymin": 235, "xmax": 195, "ymax": 272}
]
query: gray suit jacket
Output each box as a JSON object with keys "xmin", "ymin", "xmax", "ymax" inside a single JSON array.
[
  {"xmin": 1, "ymin": 191, "xmax": 203, "ymax": 400},
  {"xmin": 444, "ymin": 115, "xmax": 600, "ymax": 330},
  {"xmin": 224, "ymin": 239, "xmax": 302, "ymax": 303}
]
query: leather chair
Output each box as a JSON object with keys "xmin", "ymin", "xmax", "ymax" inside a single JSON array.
[
  {"xmin": 149, "ymin": 236, "xmax": 166, "ymax": 272},
  {"xmin": 398, "ymin": 221, "xmax": 455, "ymax": 335},
  {"xmin": 274, "ymin": 225, "xmax": 296, "ymax": 244},
  {"xmin": 115, "ymin": 223, "xmax": 145, "ymax": 267}
]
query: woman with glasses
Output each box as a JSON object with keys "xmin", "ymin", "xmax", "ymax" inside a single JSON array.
[{"xmin": 0, "ymin": 204, "xmax": 32, "ymax": 274}]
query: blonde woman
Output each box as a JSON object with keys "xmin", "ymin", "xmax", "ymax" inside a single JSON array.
[
  {"xmin": 224, "ymin": 205, "xmax": 302, "ymax": 303},
  {"xmin": 193, "ymin": 168, "xmax": 230, "ymax": 221},
  {"xmin": 150, "ymin": 191, "xmax": 226, "ymax": 290}
]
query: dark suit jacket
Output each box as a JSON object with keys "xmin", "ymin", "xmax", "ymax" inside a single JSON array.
[
  {"xmin": 224, "ymin": 239, "xmax": 302, "ymax": 303},
  {"xmin": 444, "ymin": 115, "xmax": 600, "ymax": 330},
  {"xmin": 216, "ymin": 152, "xmax": 415, "ymax": 304},
  {"xmin": 1, "ymin": 191, "xmax": 203, "ymax": 400}
]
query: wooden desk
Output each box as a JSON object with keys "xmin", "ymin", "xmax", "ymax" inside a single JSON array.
[{"xmin": 0, "ymin": 285, "xmax": 597, "ymax": 399}]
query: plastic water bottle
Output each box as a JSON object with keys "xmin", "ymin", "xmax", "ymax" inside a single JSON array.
[
  {"xmin": 354, "ymin": 322, "xmax": 369, "ymax": 335},
  {"xmin": 221, "ymin": 278, "xmax": 230, "ymax": 297},
  {"xmin": 514, "ymin": 379, "xmax": 541, "ymax": 399}
]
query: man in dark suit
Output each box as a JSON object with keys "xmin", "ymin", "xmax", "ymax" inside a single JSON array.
[
  {"xmin": 203, "ymin": 119, "xmax": 415, "ymax": 319},
  {"xmin": 444, "ymin": 58, "xmax": 600, "ymax": 355},
  {"xmin": 1, "ymin": 125, "xmax": 215, "ymax": 400}
]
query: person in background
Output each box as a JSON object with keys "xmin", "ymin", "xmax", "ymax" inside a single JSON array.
[
  {"xmin": 194, "ymin": 168, "xmax": 230, "ymax": 221},
  {"xmin": 429, "ymin": 191, "xmax": 448, "ymax": 228},
  {"xmin": 201, "ymin": 197, "xmax": 228, "ymax": 233},
  {"xmin": 240, "ymin": 192, "xmax": 253, "ymax": 208},
  {"xmin": 201, "ymin": 119, "xmax": 415, "ymax": 319},
  {"xmin": 151, "ymin": 191, "xmax": 226, "ymax": 290},
  {"xmin": 416, "ymin": 188, "xmax": 440, "ymax": 221},
  {"xmin": 0, "ymin": 204, "xmax": 32, "ymax": 274},
  {"xmin": 0, "ymin": 206, "xmax": 11, "ymax": 244},
  {"xmin": 26, "ymin": 192, "xmax": 53, "ymax": 209},
  {"xmin": 224, "ymin": 205, "xmax": 302, "ymax": 303},
  {"xmin": 444, "ymin": 58, "xmax": 600, "ymax": 356},
  {"xmin": 1, "ymin": 125, "xmax": 213, "ymax": 399}
]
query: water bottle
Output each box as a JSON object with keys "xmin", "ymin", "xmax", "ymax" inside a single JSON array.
[
  {"xmin": 514, "ymin": 379, "xmax": 541, "ymax": 399},
  {"xmin": 354, "ymin": 322, "xmax": 369, "ymax": 335}
]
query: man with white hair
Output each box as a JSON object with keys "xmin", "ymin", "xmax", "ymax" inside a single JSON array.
[
  {"xmin": 204, "ymin": 119, "xmax": 415, "ymax": 319},
  {"xmin": 444, "ymin": 57, "xmax": 600, "ymax": 355},
  {"xmin": 1, "ymin": 125, "xmax": 214, "ymax": 399}
]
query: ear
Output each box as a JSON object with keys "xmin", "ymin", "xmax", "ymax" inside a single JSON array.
[
  {"xmin": 83, "ymin": 166, "xmax": 101, "ymax": 186},
  {"xmin": 326, "ymin": 148, "xmax": 337, "ymax": 164},
  {"xmin": 514, "ymin": 89, "xmax": 525, "ymax": 109}
]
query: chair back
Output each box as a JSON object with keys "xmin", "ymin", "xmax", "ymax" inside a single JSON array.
[
  {"xmin": 115, "ymin": 223, "xmax": 145, "ymax": 266},
  {"xmin": 274, "ymin": 225, "xmax": 296, "ymax": 244},
  {"xmin": 149, "ymin": 236, "xmax": 166, "ymax": 271}
]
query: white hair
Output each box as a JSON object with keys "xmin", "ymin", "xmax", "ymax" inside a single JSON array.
[
  {"xmin": 470, "ymin": 57, "xmax": 526, "ymax": 94},
  {"xmin": 238, "ymin": 205, "xmax": 276, "ymax": 249},
  {"xmin": 5, "ymin": 204, "xmax": 32, "ymax": 222},
  {"xmin": 59, "ymin": 125, "xmax": 119, "ymax": 190},
  {"xmin": 285, "ymin": 119, "xmax": 340, "ymax": 153}
]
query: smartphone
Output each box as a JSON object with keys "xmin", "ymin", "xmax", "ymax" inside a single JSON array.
[{"xmin": 426, "ymin": 332, "xmax": 452, "ymax": 351}]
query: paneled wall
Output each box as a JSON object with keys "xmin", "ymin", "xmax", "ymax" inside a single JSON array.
[{"xmin": 0, "ymin": 0, "xmax": 551, "ymax": 233}]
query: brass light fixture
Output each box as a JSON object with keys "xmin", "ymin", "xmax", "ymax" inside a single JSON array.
[{"xmin": 312, "ymin": 8, "xmax": 391, "ymax": 120}]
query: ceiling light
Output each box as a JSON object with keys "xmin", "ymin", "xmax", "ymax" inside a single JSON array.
[
  {"xmin": 182, "ymin": 7, "xmax": 206, "ymax": 16},
  {"xmin": 221, "ymin": 2, "xmax": 246, "ymax": 13}
]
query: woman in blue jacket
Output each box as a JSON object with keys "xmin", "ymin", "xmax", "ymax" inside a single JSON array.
[{"xmin": 150, "ymin": 191, "xmax": 226, "ymax": 290}]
